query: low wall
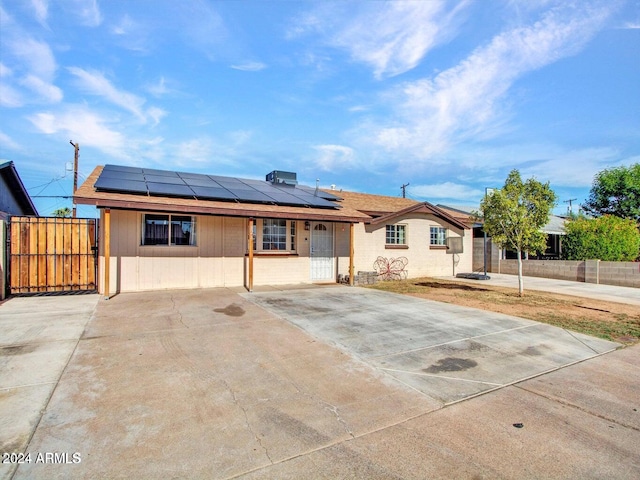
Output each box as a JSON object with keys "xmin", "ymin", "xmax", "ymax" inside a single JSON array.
[{"xmin": 492, "ymin": 258, "xmax": 640, "ymax": 288}]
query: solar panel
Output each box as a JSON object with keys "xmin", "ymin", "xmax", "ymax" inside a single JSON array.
[
  {"xmin": 228, "ymin": 189, "xmax": 274, "ymax": 203},
  {"xmin": 103, "ymin": 164, "xmax": 144, "ymax": 174},
  {"xmin": 94, "ymin": 165, "xmax": 341, "ymax": 208},
  {"xmin": 264, "ymin": 192, "xmax": 308, "ymax": 206},
  {"xmin": 99, "ymin": 170, "xmax": 145, "ymax": 181},
  {"xmin": 146, "ymin": 182, "xmax": 195, "ymax": 197},
  {"xmin": 144, "ymin": 174, "xmax": 187, "ymax": 185},
  {"xmin": 190, "ymin": 186, "xmax": 238, "ymax": 200},
  {"xmin": 142, "ymin": 168, "xmax": 179, "ymax": 177},
  {"xmin": 95, "ymin": 177, "xmax": 148, "ymax": 194},
  {"xmin": 179, "ymin": 176, "xmax": 220, "ymax": 187}
]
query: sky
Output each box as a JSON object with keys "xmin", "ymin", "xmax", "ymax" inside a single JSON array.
[{"xmin": 1, "ymin": 0, "xmax": 639, "ymax": 219}]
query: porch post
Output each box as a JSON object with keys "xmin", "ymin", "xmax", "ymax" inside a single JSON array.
[
  {"xmin": 349, "ymin": 222, "xmax": 355, "ymax": 286},
  {"xmin": 247, "ymin": 217, "xmax": 254, "ymax": 292},
  {"xmin": 103, "ymin": 208, "xmax": 111, "ymax": 300}
]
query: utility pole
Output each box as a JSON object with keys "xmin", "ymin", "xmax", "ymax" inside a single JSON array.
[
  {"xmin": 401, "ymin": 183, "xmax": 410, "ymax": 198},
  {"xmin": 563, "ymin": 198, "xmax": 577, "ymax": 215},
  {"xmin": 70, "ymin": 140, "xmax": 79, "ymax": 218}
]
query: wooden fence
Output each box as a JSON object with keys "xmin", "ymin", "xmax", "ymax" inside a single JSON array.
[{"xmin": 9, "ymin": 217, "xmax": 97, "ymax": 294}]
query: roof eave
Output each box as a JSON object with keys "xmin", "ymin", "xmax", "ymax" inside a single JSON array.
[{"xmin": 367, "ymin": 201, "xmax": 470, "ymax": 230}]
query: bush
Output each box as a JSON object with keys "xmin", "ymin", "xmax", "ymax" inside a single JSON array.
[{"xmin": 562, "ymin": 215, "xmax": 640, "ymax": 261}]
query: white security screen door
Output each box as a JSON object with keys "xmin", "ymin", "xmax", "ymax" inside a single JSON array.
[{"xmin": 310, "ymin": 222, "xmax": 334, "ymax": 281}]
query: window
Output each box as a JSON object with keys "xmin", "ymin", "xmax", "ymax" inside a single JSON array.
[
  {"xmin": 430, "ymin": 226, "xmax": 447, "ymax": 246},
  {"xmin": 142, "ymin": 214, "xmax": 196, "ymax": 246},
  {"xmin": 263, "ymin": 219, "xmax": 287, "ymax": 250},
  {"xmin": 252, "ymin": 219, "xmax": 297, "ymax": 252},
  {"xmin": 386, "ymin": 224, "xmax": 406, "ymax": 245}
]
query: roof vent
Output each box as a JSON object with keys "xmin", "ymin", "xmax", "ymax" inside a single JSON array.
[{"xmin": 266, "ymin": 170, "xmax": 298, "ymax": 186}]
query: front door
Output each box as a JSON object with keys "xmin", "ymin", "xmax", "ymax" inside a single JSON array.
[{"xmin": 310, "ymin": 222, "xmax": 334, "ymax": 282}]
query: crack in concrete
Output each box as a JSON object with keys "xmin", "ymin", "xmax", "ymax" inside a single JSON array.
[
  {"xmin": 324, "ymin": 403, "xmax": 355, "ymax": 439},
  {"xmin": 169, "ymin": 295, "xmax": 188, "ymax": 329},
  {"xmin": 225, "ymin": 380, "xmax": 273, "ymax": 464}
]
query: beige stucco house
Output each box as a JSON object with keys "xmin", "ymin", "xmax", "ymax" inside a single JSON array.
[{"xmin": 75, "ymin": 165, "xmax": 471, "ymax": 296}]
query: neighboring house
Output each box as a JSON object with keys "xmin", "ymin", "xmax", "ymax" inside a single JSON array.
[
  {"xmin": 74, "ymin": 165, "xmax": 471, "ymax": 295},
  {"xmin": 1, "ymin": 161, "xmax": 38, "ymax": 299},
  {"xmin": 438, "ymin": 204, "xmax": 566, "ymax": 272}
]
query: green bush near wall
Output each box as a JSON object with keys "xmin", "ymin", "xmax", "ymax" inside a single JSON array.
[{"xmin": 562, "ymin": 215, "xmax": 640, "ymax": 262}]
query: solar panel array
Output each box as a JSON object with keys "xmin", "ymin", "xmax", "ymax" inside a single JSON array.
[{"xmin": 94, "ymin": 164, "xmax": 342, "ymax": 209}]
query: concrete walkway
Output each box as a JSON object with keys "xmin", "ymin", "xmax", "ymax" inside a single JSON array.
[
  {"xmin": 440, "ymin": 273, "xmax": 640, "ymax": 306},
  {"xmin": 0, "ymin": 294, "xmax": 99, "ymax": 480},
  {"xmin": 1, "ymin": 287, "xmax": 638, "ymax": 479}
]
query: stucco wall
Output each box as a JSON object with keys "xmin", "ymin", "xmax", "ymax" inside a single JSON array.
[
  {"xmin": 98, "ymin": 209, "xmax": 473, "ymax": 293},
  {"xmin": 339, "ymin": 214, "xmax": 472, "ymax": 279},
  {"xmin": 99, "ymin": 211, "xmax": 326, "ymax": 293}
]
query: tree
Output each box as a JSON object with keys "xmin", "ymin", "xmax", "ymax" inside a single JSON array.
[
  {"xmin": 480, "ymin": 170, "xmax": 557, "ymax": 296},
  {"xmin": 582, "ymin": 164, "xmax": 640, "ymax": 222},
  {"xmin": 562, "ymin": 215, "xmax": 640, "ymax": 262},
  {"xmin": 52, "ymin": 207, "xmax": 71, "ymax": 217}
]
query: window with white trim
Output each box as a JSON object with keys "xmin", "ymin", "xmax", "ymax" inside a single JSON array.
[
  {"xmin": 430, "ymin": 226, "xmax": 447, "ymax": 246},
  {"xmin": 142, "ymin": 214, "xmax": 196, "ymax": 246},
  {"xmin": 386, "ymin": 224, "xmax": 406, "ymax": 245},
  {"xmin": 252, "ymin": 219, "xmax": 297, "ymax": 252}
]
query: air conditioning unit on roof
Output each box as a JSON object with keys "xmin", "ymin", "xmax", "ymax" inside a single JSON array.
[{"xmin": 266, "ymin": 170, "xmax": 298, "ymax": 186}]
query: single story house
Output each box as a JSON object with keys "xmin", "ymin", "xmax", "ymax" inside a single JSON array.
[
  {"xmin": 75, "ymin": 165, "xmax": 471, "ymax": 296},
  {"xmin": 1, "ymin": 161, "xmax": 39, "ymax": 299}
]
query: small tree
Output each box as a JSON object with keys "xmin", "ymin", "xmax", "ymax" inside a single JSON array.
[
  {"xmin": 52, "ymin": 207, "xmax": 71, "ymax": 217},
  {"xmin": 582, "ymin": 164, "xmax": 640, "ymax": 222},
  {"xmin": 480, "ymin": 170, "xmax": 557, "ymax": 296},
  {"xmin": 562, "ymin": 215, "xmax": 640, "ymax": 262}
]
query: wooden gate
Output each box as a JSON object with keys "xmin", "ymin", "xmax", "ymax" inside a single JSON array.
[{"xmin": 9, "ymin": 217, "xmax": 98, "ymax": 294}]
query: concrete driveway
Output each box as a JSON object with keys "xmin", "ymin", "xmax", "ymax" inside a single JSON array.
[
  {"xmin": 2, "ymin": 286, "xmax": 638, "ymax": 479},
  {"xmin": 243, "ymin": 287, "xmax": 619, "ymax": 404}
]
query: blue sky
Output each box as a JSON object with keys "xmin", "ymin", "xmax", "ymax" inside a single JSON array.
[{"xmin": 1, "ymin": 0, "xmax": 639, "ymax": 218}]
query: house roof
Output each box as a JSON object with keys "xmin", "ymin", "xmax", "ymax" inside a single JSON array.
[
  {"xmin": 437, "ymin": 204, "xmax": 566, "ymax": 234},
  {"xmin": 0, "ymin": 161, "xmax": 38, "ymax": 217},
  {"xmin": 329, "ymin": 190, "xmax": 470, "ymax": 230},
  {"xmin": 75, "ymin": 166, "xmax": 369, "ymax": 223},
  {"xmin": 325, "ymin": 189, "xmax": 419, "ymax": 215}
]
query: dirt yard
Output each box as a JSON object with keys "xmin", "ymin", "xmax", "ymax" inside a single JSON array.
[{"xmin": 369, "ymin": 278, "xmax": 640, "ymax": 345}]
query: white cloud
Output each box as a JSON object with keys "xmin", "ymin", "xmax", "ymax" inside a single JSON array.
[
  {"xmin": 30, "ymin": 0, "xmax": 49, "ymax": 26},
  {"xmin": 146, "ymin": 106, "xmax": 167, "ymax": 126},
  {"xmin": 0, "ymin": 83, "xmax": 23, "ymax": 107},
  {"xmin": 366, "ymin": 1, "xmax": 616, "ymax": 160},
  {"xmin": 291, "ymin": 1, "xmax": 470, "ymax": 78},
  {"xmin": 313, "ymin": 144, "xmax": 355, "ymax": 171},
  {"xmin": 230, "ymin": 62, "xmax": 267, "ymax": 72},
  {"xmin": 10, "ymin": 37, "xmax": 57, "ymax": 79},
  {"xmin": 28, "ymin": 107, "xmax": 126, "ymax": 157},
  {"xmin": 111, "ymin": 14, "xmax": 135, "ymax": 35},
  {"xmin": 21, "ymin": 74, "xmax": 63, "ymax": 103},
  {"xmin": 0, "ymin": 131, "xmax": 21, "ymax": 150},
  {"xmin": 411, "ymin": 182, "xmax": 484, "ymax": 201},
  {"xmin": 67, "ymin": 67, "xmax": 148, "ymax": 121},
  {"xmin": 69, "ymin": 0, "xmax": 102, "ymax": 27}
]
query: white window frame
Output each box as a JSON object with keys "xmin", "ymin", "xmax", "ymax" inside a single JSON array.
[
  {"xmin": 252, "ymin": 219, "xmax": 297, "ymax": 253},
  {"xmin": 141, "ymin": 213, "xmax": 197, "ymax": 246},
  {"xmin": 430, "ymin": 226, "xmax": 447, "ymax": 246},
  {"xmin": 385, "ymin": 224, "xmax": 407, "ymax": 245}
]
